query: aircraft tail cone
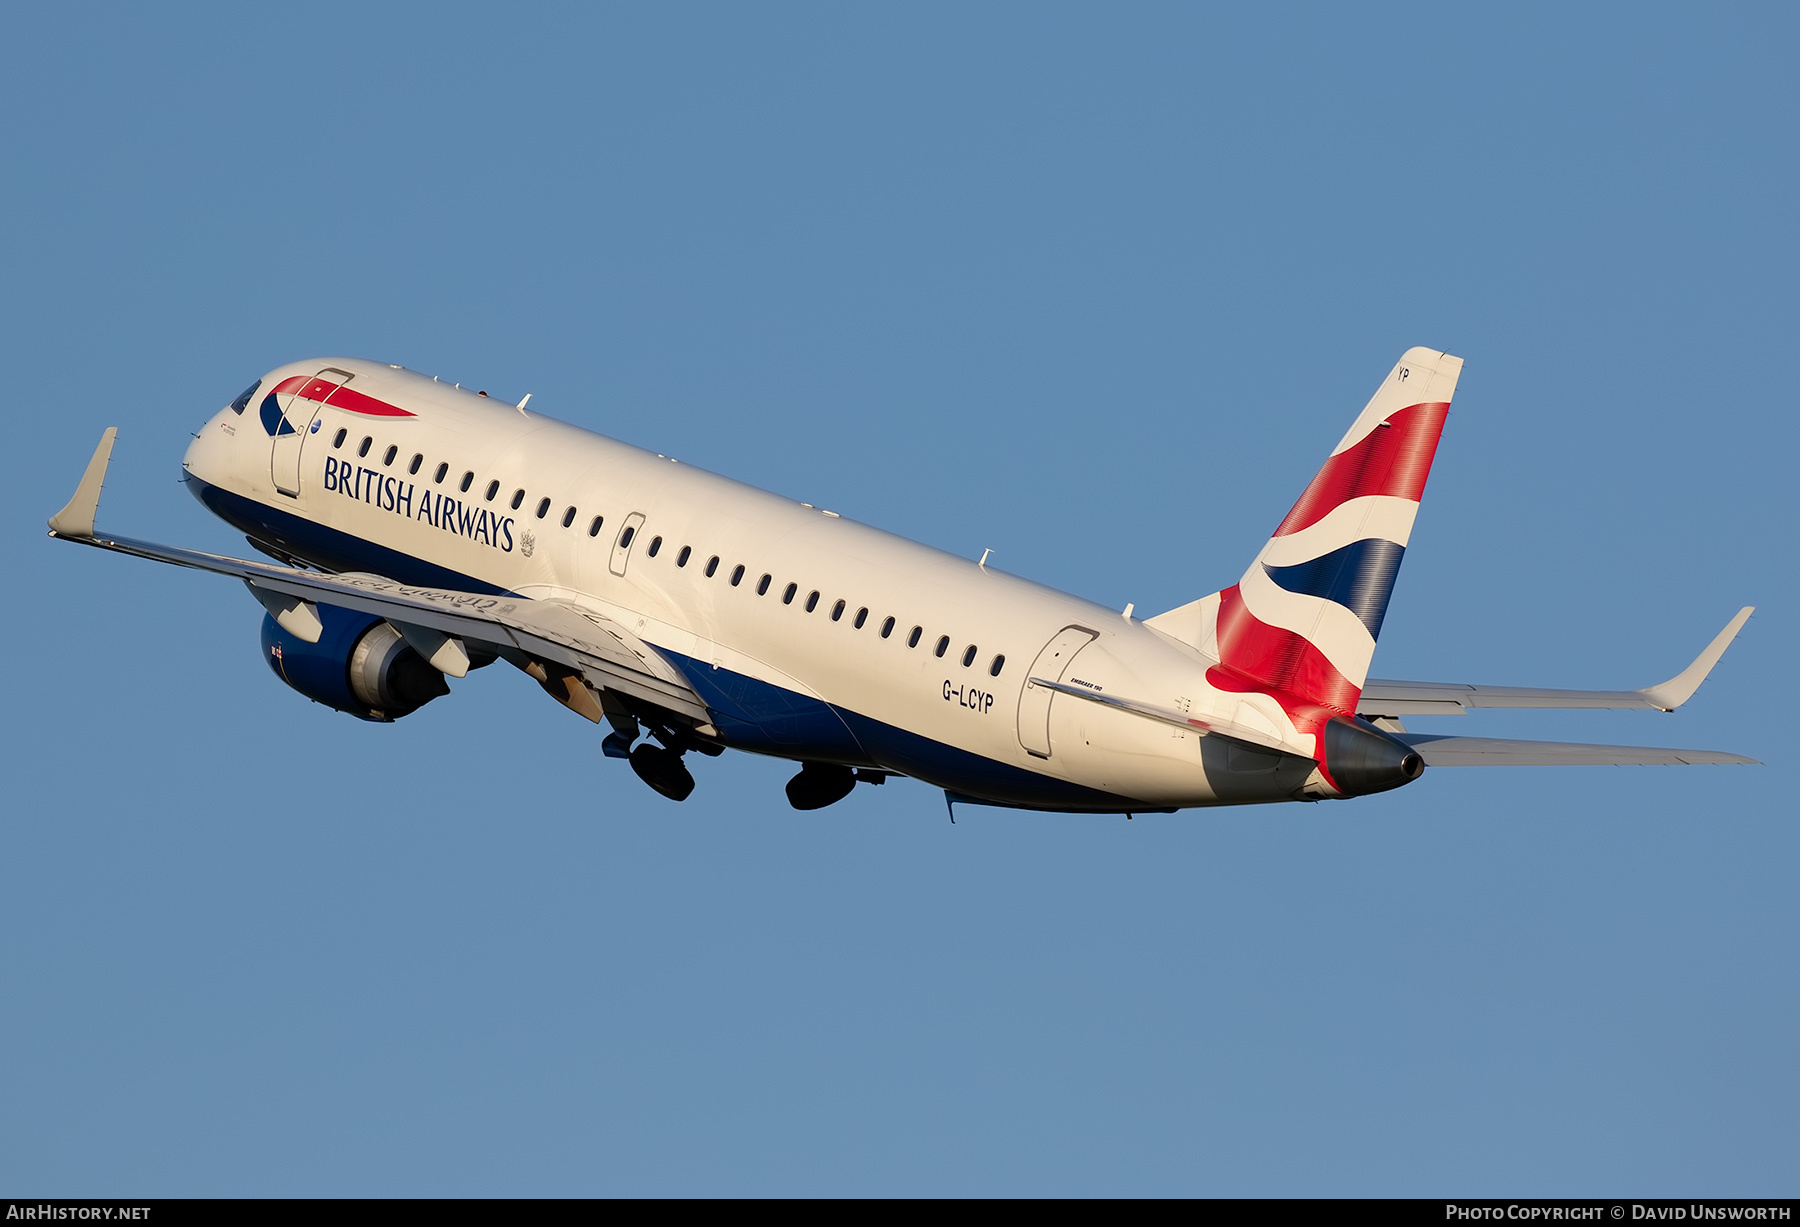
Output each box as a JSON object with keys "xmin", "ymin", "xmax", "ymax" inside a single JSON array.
[{"xmin": 1323, "ymin": 716, "xmax": 1425, "ymax": 797}]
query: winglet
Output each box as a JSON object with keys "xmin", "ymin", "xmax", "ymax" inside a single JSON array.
[
  {"xmin": 48, "ymin": 428, "xmax": 118, "ymax": 539},
  {"xmin": 1638, "ymin": 607, "xmax": 1755, "ymax": 711}
]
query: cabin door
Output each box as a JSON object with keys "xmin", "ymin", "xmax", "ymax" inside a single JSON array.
[{"xmin": 1016, "ymin": 625, "xmax": 1098, "ymax": 758}]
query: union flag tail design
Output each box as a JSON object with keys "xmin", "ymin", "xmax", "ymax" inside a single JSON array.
[{"xmin": 1212, "ymin": 347, "xmax": 1463, "ymax": 715}]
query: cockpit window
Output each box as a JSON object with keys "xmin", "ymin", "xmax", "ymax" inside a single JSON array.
[{"xmin": 228, "ymin": 381, "xmax": 260, "ymax": 415}]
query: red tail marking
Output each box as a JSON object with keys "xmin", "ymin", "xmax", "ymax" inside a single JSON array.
[
  {"xmin": 1211, "ymin": 584, "xmax": 1361, "ymax": 715},
  {"xmin": 1273, "ymin": 402, "xmax": 1449, "ymax": 537}
]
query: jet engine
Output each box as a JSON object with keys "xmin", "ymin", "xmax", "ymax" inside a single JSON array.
[
  {"xmin": 1320, "ymin": 715, "xmax": 1425, "ymax": 797},
  {"xmin": 260, "ymin": 603, "xmax": 450, "ymax": 721}
]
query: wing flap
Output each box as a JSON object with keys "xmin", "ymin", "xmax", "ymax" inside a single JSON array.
[{"xmin": 1400, "ymin": 733, "xmax": 1757, "ymax": 767}]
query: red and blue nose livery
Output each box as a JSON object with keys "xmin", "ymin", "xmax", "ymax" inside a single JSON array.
[{"xmin": 259, "ymin": 374, "xmax": 416, "ymax": 437}]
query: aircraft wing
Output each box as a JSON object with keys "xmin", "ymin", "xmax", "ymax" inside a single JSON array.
[
  {"xmin": 47, "ymin": 431, "xmax": 714, "ymax": 730},
  {"xmin": 1358, "ymin": 607, "xmax": 1754, "ymax": 716},
  {"xmin": 1399, "ymin": 734, "xmax": 1756, "ymax": 767}
]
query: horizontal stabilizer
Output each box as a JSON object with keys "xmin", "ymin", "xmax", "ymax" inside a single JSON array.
[
  {"xmin": 1359, "ymin": 608, "xmax": 1754, "ymax": 716},
  {"xmin": 1400, "ymin": 733, "xmax": 1757, "ymax": 767}
]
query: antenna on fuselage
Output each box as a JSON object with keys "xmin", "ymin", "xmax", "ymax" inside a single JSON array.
[
  {"xmin": 978, "ymin": 548, "xmax": 992, "ymax": 569},
  {"xmin": 516, "ymin": 393, "xmax": 532, "ymax": 416}
]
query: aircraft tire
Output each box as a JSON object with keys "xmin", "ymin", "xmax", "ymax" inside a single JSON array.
[
  {"xmin": 785, "ymin": 762, "xmax": 857, "ymax": 810},
  {"xmin": 629, "ymin": 743, "xmax": 695, "ymax": 802}
]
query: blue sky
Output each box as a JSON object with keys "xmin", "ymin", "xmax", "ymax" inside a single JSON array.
[{"xmin": 1, "ymin": 3, "xmax": 1793, "ymax": 1195}]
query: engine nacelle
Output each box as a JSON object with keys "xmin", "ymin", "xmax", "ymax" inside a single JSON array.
[
  {"xmin": 1320, "ymin": 715, "xmax": 1425, "ymax": 797},
  {"xmin": 260, "ymin": 604, "xmax": 450, "ymax": 722}
]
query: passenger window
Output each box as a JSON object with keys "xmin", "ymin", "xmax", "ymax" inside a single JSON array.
[
  {"xmin": 486, "ymin": 481, "xmax": 500, "ymax": 502},
  {"xmin": 831, "ymin": 599, "xmax": 846, "ymax": 621},
  {"xmin": 805, "ymin": 590, "xmax": 820, "ymax": 612},
  {"xmin": 881, "ymin": 617, "xmax": 895, "ymax": 638},
  {"xmin": 908, "ymin": 626, "xmax": 922, "ymax": 648},
  {"xmin": 535, "ymin": 498, "xmax": 551, "ymax": 519},
  {"xmin": 228, "ymin": 381, "xmax": 260, "ymax": 415},
  {"xmin": 434, "ymin": 462, "xmax": 448, "ymax": 483},
  {"xmin": 358, "ymin": 436, "xmax": 373, "ymax": 458},
  {"xmin": 757, "ymin": 574, "xmax": 771, "ymax": 595},
  {"xmin": 588, "ymin": 515, "xmax": 605, "ymax": 537},
  {"xmin": 961, "ymin": 645, "xmax": 977, "ymax": 667},
  {"xmin": 332, "ymin": 428, "xmax": 347, "ymax": 449},
  {"xmin": 854, "ymin": 607, "xmax": 868, "ymax": 629},
  {"xmin": 562, "ymin": 506, "xmax": 576, "ymax": 528},
  {"xmin": 647, "ymin": 536, "xmax": 662, "ymax": 557},
  {"xmin": 508, "ymin": 488, "xmax": 522, "ymax": 508},
  {"xmin": 782, "ymin": 582, "xmax": 797, "ymax": 605},
  {"xmin": 677, "ymin": 545, "xmax": 691, "ymax": 567},
  {"xmin": 620, "ymin": 525, "xmax": 636, "ymax": 549},
  {"xmin": 729, "ymin": 564, "xmax": 744, "ymax": 585},
  {"xmin": 460, "ymin": 471, "xmax": 474, "ymax": 492},
  {"xmin": 383, "ymin": 445, "xmax": 398, "ymax": 466},
  {"xmin": 935, "ymin": 636, "xmax": 950, "ymax": 658},
  {"xmin": 409, "ymin": 453, "xmax": 423, "ymax": 475},
  {"xmin": 706, "ymin": 556, "xmax": 720, "ymax": 578},
  {"xmin": 989, "ymin": 654, "xmax": 1006, "ymax": 677}
]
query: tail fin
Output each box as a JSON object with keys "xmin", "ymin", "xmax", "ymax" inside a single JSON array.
[{"xmin": 1208, "ymin": 347, "xmax": 1461, "ymax": 714}]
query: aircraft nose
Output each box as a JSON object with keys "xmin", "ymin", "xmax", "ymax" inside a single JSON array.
[{"xmin": 183, "ymin": 405, "xmax": 240, "ymax": 488}]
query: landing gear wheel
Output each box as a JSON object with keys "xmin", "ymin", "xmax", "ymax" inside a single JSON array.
[
  {"xmin": 630, "ymin": 743, "xmax": 695, "ymax": 802},
  {"xmin": 785, "ymin": 762, "xmax": 857, "ymax": 810}
]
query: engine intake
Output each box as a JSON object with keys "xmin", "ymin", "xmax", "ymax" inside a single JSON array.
[{"xmin": 261, "ymin": 604, "xmax": 449, "ymax": 721}]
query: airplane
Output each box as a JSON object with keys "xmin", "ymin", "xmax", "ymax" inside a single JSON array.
[{"xmin": 46, "ymin": 347, "xmax": 1756, "ymax": 815}]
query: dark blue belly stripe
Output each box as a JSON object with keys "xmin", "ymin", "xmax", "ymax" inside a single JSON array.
[
  {"xmin": 187, "ymin": 475, "xmax": 509, "ymax": 594},
  {"xmin": 660, "ymin": 648, "xmax": 873, "ymax": 764},
  {"xmin": 831, "ymin": 707, "xmax": 1149, "ymax": 811}
]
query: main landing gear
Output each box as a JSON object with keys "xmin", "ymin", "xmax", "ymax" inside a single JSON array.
[
  {"xmin": 630, "ymin": 742, "xmax": 695, "ymax": 802},
  {"xmin": 785, "ymin": 762, "xmax": 889, "ymax": 810},
  {"xmin": 603, "ymin": 711, "xmax": 720, "ymax": 803},
  {"xmin": 601, "ymin": 707, "xmax": 891, "ymax": 810}
]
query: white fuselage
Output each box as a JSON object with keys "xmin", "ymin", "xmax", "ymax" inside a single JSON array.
[{"xmin": 183, "ymin": 358, "xmax": 1316, "ymax": 810}]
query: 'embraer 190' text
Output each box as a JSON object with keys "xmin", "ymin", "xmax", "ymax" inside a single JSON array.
[{"xmin": 323, "ymin": 457, "xmax": 514, "ymax": 552}]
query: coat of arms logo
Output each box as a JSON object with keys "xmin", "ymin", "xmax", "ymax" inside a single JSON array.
[{"xmin": 520, "ymin": 530, "xmax": 536, "ymax": 558}]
